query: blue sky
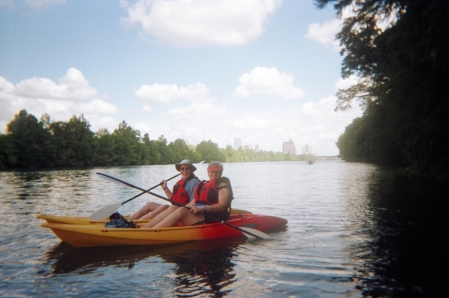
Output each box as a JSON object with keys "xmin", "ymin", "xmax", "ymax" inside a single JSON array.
[{"xmin": 0, "ymin": 0, "xmax": 362, "ymax": 155}]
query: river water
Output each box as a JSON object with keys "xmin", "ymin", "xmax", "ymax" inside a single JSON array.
[{"xmin": 0, "ymin": 161, "xmax": 447, "ymax": 297}]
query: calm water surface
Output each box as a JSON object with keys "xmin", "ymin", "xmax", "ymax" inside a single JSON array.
[{"xmin": 0, "ymin": 161, "xmax": 447, "ymax": 297}]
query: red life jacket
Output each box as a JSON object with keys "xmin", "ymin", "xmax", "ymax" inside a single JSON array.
[
  {"xmin": 194, "ymin": 180, "xmax": 219, "ymax": 205},
  {"xmin": 172, "ymin": 177, "xmax": 197, "ymax": 205},
  {"xmin": 194, "ymin": 177, "xmax": 234, "ymax": 205}
]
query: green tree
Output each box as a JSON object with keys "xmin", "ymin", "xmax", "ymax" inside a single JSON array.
[
  {"xmin": 140, "ymin": 133, "xmax": 152, "ymax": 165},
  {"xmin": 6, "ymin": 110, "xmax": 54, "ymax": 168},
  {"xmin": 168, "ymin": 138, "xmax": 200, "ymax": 163},
  {"xmin": 0, "ymin": 134, "xmax": 15, "ymax": 169},
  {"xmin": 93, "ymin": 128, "xmax": 117, "ymax": 166},
  {"xmin": 112, "ymin": 121, "xmax": 143, "ymax": 165},
  {"xmin": 196, "ymin": 140, "xmax": 226, "ymax": 162},
  {"xmin": 49, "ymin": 115, "xmax": 96, "ymax": 167},
  {"xmin": 317, "ymin": 0, "xmax": 449, "ymax": 178}
]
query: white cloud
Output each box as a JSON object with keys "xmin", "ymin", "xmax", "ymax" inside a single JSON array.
[
  {"xmin": 305, "ymin": 18, "xmax": 341, "ymax": 50},
  {"xmin": 133, "ymin": 90, "xmax": 362, "ymax": 155},
  {"xmin": 233, "ymin": 67, "xmax": 304, "ymax": 99},
  {"xmin": 135, "ymin": 82, "xmax": 210, "ymax": 103},
  {"xmin": 0, "ymin": 76, "xmax": 15, "ymax": 93},
  {"xmin": 233, "ymin": 116, "xmax": 268, "ymax": 129},
  {"xmin": 70, "ymin": 99, "xmax": 119, "ymax": 115},
  {"xmin": 0, "ymin": 72, "xmax": 118, "ymax": 133},
  {"xmin": 134, "ymin": 121, "xmax": 154, "ymax": 135},
  {"xmin": 168, "ymin": 101, "xmax": 226, "ymax": 119},
  {"xmin": 14, "ymin": 68, "xmax": 97, "ymax": 101},
  {"xmin": 121, "ymin": 0, "xmax": 282, "ymax": 47},
  {"xmin": 231, "ymin": 96, "xmax": 362, "ymax": 155},
  {"xmin": 84, "ymin": 115, "xmax": 118, "ymax": 133},
  {"xmin": 335, "ymin": 75, "xmax": 358, "ymax": 90},
  {"xmin": 142, "ymin": 105, "xmax": 152, "ymax": 112}
]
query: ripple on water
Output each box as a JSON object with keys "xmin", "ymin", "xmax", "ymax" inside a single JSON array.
[{"xmin": 0, "ymin": 162, "xmax": 447, "ymax": 297}]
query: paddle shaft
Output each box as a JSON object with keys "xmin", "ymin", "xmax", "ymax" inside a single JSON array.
[
  {"xmin": 97, "ymin": 172, "xmax": 180, "ymax": 205},
  {"xmin": 98, "ymin": 173, "xmax": 268, "ymax": 239}
]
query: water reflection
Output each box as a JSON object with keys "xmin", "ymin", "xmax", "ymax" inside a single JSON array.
[
  {"xmin": 348, "ymin": 168, "xmax": 449, "ymax": 297},
  {"xmin": 2, "ymin": 162, "xmax": 448, "ymax": 296},
  {"xmin": 43, "ymin": 237, "xmax": 246, "ymax": 297}
]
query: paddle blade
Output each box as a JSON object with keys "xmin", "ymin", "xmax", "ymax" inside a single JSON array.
[
  {"xmin": 89, "ymin": 203, "xmax": 122, "ymax": 221},
  {"xmin": 239, "ymin": 227, "xmax": 273, "ymax": 240}
]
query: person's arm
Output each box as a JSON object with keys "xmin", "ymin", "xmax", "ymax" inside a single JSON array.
[
  {"xmin": 192, "ymin": 181, "xmax": 231, "ymax": 214},
  {"xmin": 185, "ymin": 199, "xmax": 195, "ymax": 208},
  {"xmin": 209, "ymin": 181, "xmax": 232, "ymax": 213},
  {"xmin": 160, "ymin": 179, "xmax": 172, "ymax": 199}
]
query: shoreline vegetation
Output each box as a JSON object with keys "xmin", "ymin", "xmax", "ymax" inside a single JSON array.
[
  {"xmin": 0, "ymin": 110, "xmax": 311, "ymax": 171},
  {"xmin": 317, "ymin": 0, "xmax": 448, "ymax": 182}
]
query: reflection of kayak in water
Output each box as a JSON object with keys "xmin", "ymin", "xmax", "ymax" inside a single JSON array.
[
  {"xmin": 39, "ymin": 213, "xmax": 288, "ymax": 248},
  {"xmin": 45, "ymin": 237, "xmax": 246, "ymax": 274},
  {"xmin": 36, "ymin": 208, "xmax": 252, "ymax": 225},
  {"xmin": 44, "ymin": 238, "xmax": 247, "ymax": 297}
]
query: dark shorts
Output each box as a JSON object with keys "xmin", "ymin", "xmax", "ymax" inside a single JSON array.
[{"xmin": 203, "ymin": 210, "xmax": 230, "ymax": 224}]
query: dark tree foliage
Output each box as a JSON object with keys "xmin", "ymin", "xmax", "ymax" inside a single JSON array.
[
  {"xmin": 0, "ymin": 134, "xmax": 15, "ymax": 169},
  {"xmin": 0, "ymin": 110, "xmax": 312, "ymax": 170},
  {"xmin": 49, "ymin": 115, "xmax": 96, "ymax": 167},
  {"xmin": 317, "ymin": 0, "xmax": 449, "ymax": 179},
  {"xmin": 112, "ymin": 121, "xmax": 143, "ymax": 165},
  {"xmin": 168, "ymin": 138, "xmax": 202, "ymax": 163},
  {"xmin": 5, "ymin": 110, "xmax": 54, "ymax": 169},
  {"xmin": 195, "ymin": 140, "xmax": 227, "ymax": 162}
]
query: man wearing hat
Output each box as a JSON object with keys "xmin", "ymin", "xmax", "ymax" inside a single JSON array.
[
  {"xmin": 161, "ymin": 159, "xmax": 200, "ymax": 205},
  {"xmin": 128, "ymin": 159, "xmax": 200, "ymax": 220}
]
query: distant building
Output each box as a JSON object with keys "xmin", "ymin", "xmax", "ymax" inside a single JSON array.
[
  {"xmin": 255, "ymin": 144, "xmax": 259, "ymax": 152},
  {"xmin": 283, "ymin": 139, "xmax": 296, "ymax": 155},
  {"xmin": 243, "ymin": 145, "xmax": 252, "ymax": 150},
  {"xmin": 302, "ymin": 144, "xmax": 312, "ymax": 155},
  {"xmin": 234, "ymin": 138, "xmax": 241, "ymax": 150}
]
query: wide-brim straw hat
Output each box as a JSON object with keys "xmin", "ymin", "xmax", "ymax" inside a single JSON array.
[{"xmin": 175, "ymin": 159, "xmax": 197, "ymax": 172}]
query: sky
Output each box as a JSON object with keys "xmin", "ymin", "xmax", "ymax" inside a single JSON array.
[{"xmin": 0, "ymin": 0, "xmax": 363, "ymax": 156}]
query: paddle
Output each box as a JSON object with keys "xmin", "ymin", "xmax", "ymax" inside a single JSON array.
[
  {"xmin": 89, "ymin": 172, "xmax": 181, "ymax": 220},
  {"xmin": 95, "ymin": 173, "xmax": 272, "ymax": 240},
  {"xmin": 89, "ymin": 161, "xmax": 204, "ymax": 220}
]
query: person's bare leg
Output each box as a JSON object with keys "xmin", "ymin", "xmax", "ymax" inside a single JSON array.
[
  {"xmin": 128, "ymin": 202, "xmax": 162, "ymax": 220},
  {"xmin": 138, "ymin": 204, "xmax": 169, "ymax": 220},
  {"xmin": 153, "ymin": 208, "xmax": 205, "ymax": 228},
  {"xmin": 142, "ymin": 205, "xmax": 180, "ymax": 228}
]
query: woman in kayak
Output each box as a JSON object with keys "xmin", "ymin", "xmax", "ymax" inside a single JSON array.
[
  {"xmin": 141, "ymin": 162, "xmax": 233, "ymax": 228},
  {"xmin": 128, "ymin": 159, "xmax": 200, "ymax": 220}
]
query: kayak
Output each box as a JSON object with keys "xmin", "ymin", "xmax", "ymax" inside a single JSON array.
[
  {"xmin": 40, "ymin": 213, "xmax": 287, "ymax": 247},
  {"xmin": 36, "ymin": 208, "xmax": 252, "ymax": 225}
]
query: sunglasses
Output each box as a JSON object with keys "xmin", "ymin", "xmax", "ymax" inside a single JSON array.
[{"xmin": 180, "ymin": 167, "xmax": 191, "ymax": 171}]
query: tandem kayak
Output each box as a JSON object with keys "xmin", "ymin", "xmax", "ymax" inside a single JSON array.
[
  {"xmin": 36, "ymin": 208, "xmax": 252, "ymax": 225},
  {"xmin": 40, "ymin": 213, "xmax": 287, "ymax": 247}
]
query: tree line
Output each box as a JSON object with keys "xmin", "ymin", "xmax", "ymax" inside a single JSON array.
[
  {"xmin": 316, "ymin": 0, "xmax": 448, "ymax": 180},
  {"xmin": 0, "ymin": 110, "xmax": 309, "ymax": 170}
]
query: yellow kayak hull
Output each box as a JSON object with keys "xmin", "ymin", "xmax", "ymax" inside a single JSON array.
[{"xmin": 40, "ymin": 214, "xmax": 287, "ymax": 247}]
